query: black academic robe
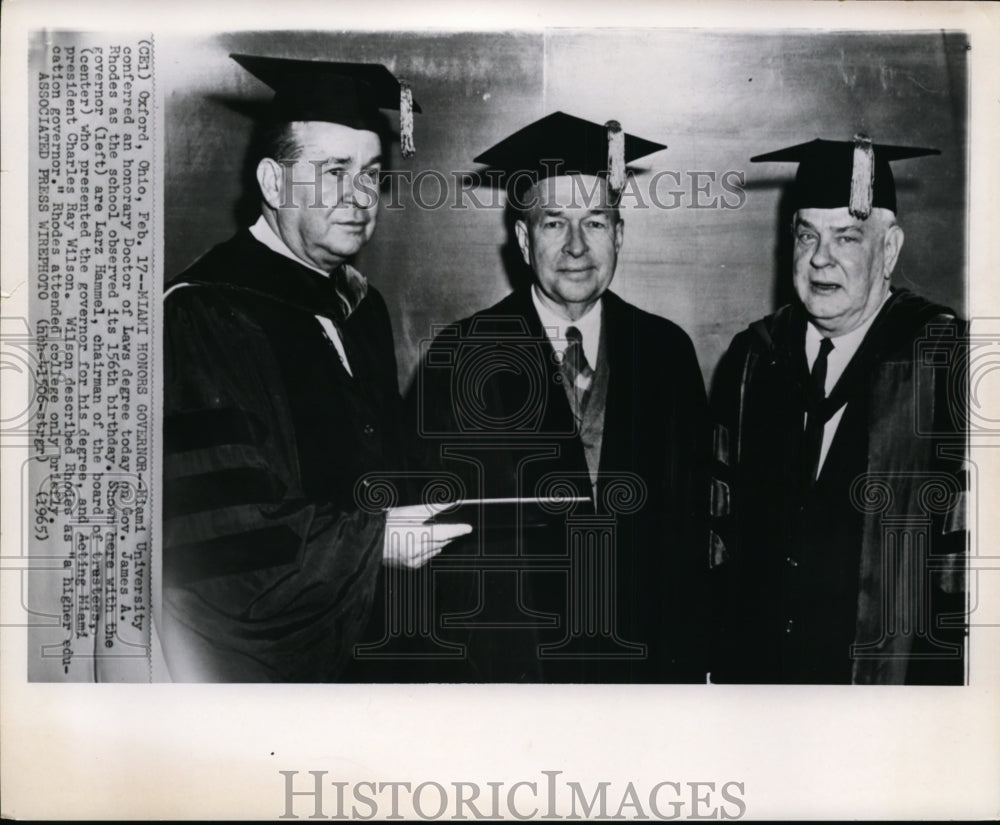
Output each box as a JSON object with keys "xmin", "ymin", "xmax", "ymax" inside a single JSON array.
[
  {"xmin": 710, "ymin": 289, "xmax": 967, "ymax": 684},
  {"xmin": 161, "ymin": 230, "xmax": 408, "ymax": 682},
  {"xmin": 411, "ymin": 288, "xmax": 710, "ymax": 683}
]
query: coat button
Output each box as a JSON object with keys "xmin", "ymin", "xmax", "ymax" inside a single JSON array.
[
  {"xmin": 785, "ymin": 619, "xmax": 795, "ymax": 634},
  {"xmin": 786, "ymin": 556, "xmax": 798, "ymax": 568},
  {"xmin": 363, "ymin": 424, "xmax": 375, "ymax": 435}
]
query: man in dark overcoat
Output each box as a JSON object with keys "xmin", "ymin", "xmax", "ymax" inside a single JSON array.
[
  {"xmin": 710, "ymin": 137, "xmax": 967, "ymax": 684},
  {"xmin": 412, "ymin": 113, "xmax": 710, "ymax": 683},
  {"xmin": 161, "ymin": 54, "xmax": 469, "ymax": 682}
]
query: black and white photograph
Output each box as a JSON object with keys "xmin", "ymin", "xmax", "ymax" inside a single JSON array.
[
  {"xmin": 2, "ymin": 1, "xmax": 999, "ymax": 820},
  {"xmin": 156, "ymin": 26, "xmax": 970, "ymax": 687}
]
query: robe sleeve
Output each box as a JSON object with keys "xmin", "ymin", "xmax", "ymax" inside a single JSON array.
[
  {"xmin": 897, "ymin": 315, "xmax": 968, "ymax": 684},
  {"xmin": 161, "ymin": 284, "xmax": 387, "ymax": 682},
  {"xmin": 670, "ymin": 326, "xmax": 711, "ymax": 530},
  {"xmin": 706, "ymin": 333, "xmax": 753, "ymax": 570},
  {"xmin": 705, "ymin": 332, "xmax": 754, "ymax": 681},
  {"xmin": 653, "ymin": 324, "xmax": 713, "ymax": 682}
]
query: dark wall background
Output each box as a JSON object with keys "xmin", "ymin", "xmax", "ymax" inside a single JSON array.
[{"xmin": 163, "ymin": 30, "xmax": 967, "ymax": 390}]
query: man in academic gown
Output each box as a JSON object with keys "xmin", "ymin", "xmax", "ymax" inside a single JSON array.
[
  {"xmin": 710, "ymin": 136, "xmax": 967, "ymax": 685},
  {"xmin": 411, "ymin": 113, "xmax": 710, "ymax": 683},
  {"xmin": 161, "ymin": 55, "xmax": 469, "ymax": 682}
]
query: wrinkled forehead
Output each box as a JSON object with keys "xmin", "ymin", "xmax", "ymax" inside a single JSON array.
[
  {"xmin": 291, "ymin": 120, "xmax": 383, "ymax": 159},
  {"xmin": 524, "ymin": 174, "xmax": 615, "ymax": 212},
  {"xmin": 794, "ymin": 206, "xmax": 893, "ymax": 231}
]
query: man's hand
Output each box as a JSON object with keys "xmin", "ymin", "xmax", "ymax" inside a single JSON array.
[{"xmin": 382, "ymin": 503, "xmax": 472, "ymax": 569}]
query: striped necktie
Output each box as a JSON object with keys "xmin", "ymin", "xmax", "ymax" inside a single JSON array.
[{"xmin": 561, "ymin": 325, "xmax": 595, "ymax": 421}]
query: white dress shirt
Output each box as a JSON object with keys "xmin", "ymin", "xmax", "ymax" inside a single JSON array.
[
  {"xmin": 804, "ymin": 293, "xmax": 890, "ymax": 473},
  {"xmin": 249, "ymin": 216, "xmax": 354, "ymax": 376},
  {"xmin": 531, "ymin": 284, "xmax": 602, "ymax": 367}
]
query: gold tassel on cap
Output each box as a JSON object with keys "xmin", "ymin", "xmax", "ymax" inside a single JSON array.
[
  {"xmin": 606, "ymin": 120, "xmax": 625, "ymax": 195},
  {"xmin": 399, "ymin": 79, "xmax": 415, "ymax": 159},
  {"xmin": 849, "ymin": 133, "xmax": 875, "ymax": 219}
]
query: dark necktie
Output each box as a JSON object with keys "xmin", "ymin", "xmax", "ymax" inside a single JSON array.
[
  {"xmin": 802, "ymin": 336, "xmax": 834, "ymax": 486},
  {"xmin": 561, "ymin": 325, "xmax": 594, "ymax": 421}
]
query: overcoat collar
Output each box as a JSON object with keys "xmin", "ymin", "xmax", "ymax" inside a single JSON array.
[
  {"xmin": 749, "ymin": 288, "xmax": 957, "ymax": 417},
  {"xmin": 176, "ymin": 229, "xmax": 361, "ymax": 322}
]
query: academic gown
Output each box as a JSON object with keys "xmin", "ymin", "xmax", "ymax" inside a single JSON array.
[
  {"xmin": 161, "ymin": 229, "xmax": 408, "ymax": 682},
  {"xmin": 411, "ymin": 288, "xmax": 710, "ymax": 683},
  {"xmin": 710, "ymin": 288, "xmax": 967, "ymax": 684}
]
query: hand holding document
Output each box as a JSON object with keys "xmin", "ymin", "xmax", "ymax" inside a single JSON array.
[
  {"xmin": 381, "ymin": 495, "xmax": 592, "ymax": 568},
  {"xmin": 381, "ymin": 502, "xmax": 473, "ymax": 569}
]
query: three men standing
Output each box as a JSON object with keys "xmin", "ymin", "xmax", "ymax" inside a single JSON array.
[{"xmin": 162, "ymin": 52, "xmax": 966, "ymax": 684}]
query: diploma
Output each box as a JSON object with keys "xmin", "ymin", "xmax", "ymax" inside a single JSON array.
[{"xmin": 427, "ymin": 496, "xmax": 591, "ymax": 528}]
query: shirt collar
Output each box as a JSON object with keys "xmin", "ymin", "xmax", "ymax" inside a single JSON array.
[
  {"xmin": 249, "ymin": 216, "xmax": 369, "ymax": 318},
  {"xmin": 531, "ymin": 284, "xmax": 602, "ymax": 366}
]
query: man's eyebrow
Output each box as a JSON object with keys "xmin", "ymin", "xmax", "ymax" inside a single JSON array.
[
  {"xmin": 317, "ymin": 154, "xmax": 384, "ymax": 167},
  {"xmin": 793, "ymin": 218, "xmax": 862, "ymax": 234},
  {"xmin": 535, "ymin": 208, "xmax": 612, "ymax": 220}
]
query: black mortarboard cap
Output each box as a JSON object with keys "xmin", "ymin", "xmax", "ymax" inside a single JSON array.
[
  {"xmin": 230, "ymin": 53, "xmax": 421, "ymax": 156},
  {"xmin": 751, "ymin": 135, "xmax": 939, "ymax": 218},
  {"xmin": 474, "ymin": 111, "xmax": 666, "ymax": 196}
]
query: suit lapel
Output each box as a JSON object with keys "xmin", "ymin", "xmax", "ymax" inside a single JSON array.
[
  {"xmin": 491, "ymin": 290, "xmax": 580, "ymax": 440},
  {"xmin": 597, "ymin": 293, "xmax": 634, "ymax": 478}
]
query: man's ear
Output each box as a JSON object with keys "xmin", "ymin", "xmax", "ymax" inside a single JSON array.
[
  {"xmin": 256, "ymin": 158, "xmax": 284, "ymax": 211},
  {"xmin": 514, "ymin": 219, "xmax": 531, "ymax": 266},
  {"xmin": 614, "ymin": 218, "xmax": 624, "ymax": 255},
  {"xmin": 882, "ymin": 223, "xmax": 904, "ymax": 278}
]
